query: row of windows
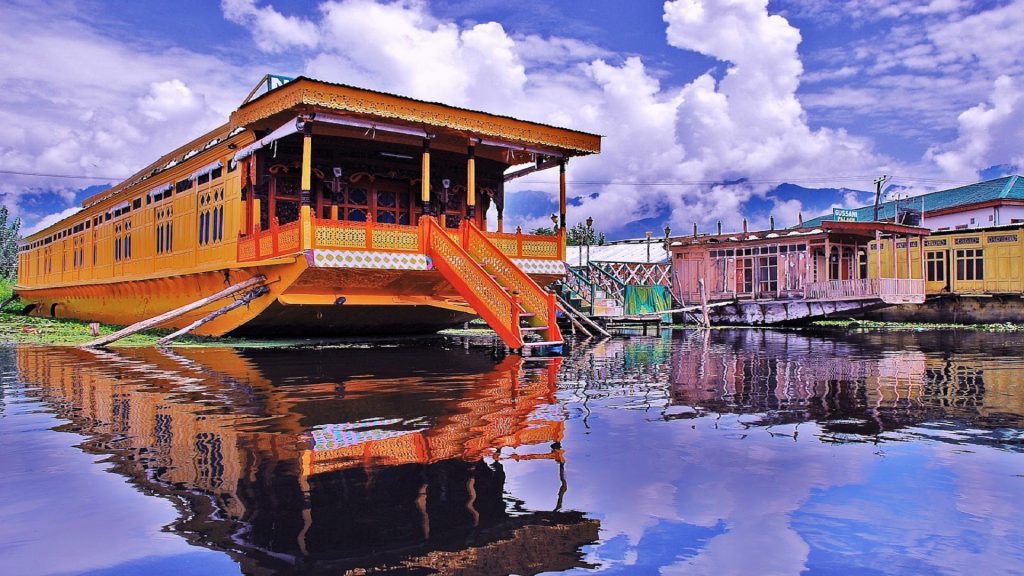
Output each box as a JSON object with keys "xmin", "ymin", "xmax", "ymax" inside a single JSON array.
[
  {"xmin": 926, "ymin": 250, "xmax": 985, "ymax": 282},
  {"xmin": 708, "ymin": 244, "xmax": 806, "ymax": 259},
  {"xmin": 23, "ymin": 164, "xmax": 230, "ymax": 252}
]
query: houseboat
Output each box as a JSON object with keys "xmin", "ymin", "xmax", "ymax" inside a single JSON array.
[
  {"xmin": 15, "ymin": 75, "xmax": 601, "ymax": 348},
  {"xmin": 866, "ymin": 222, "xmax": 1024, "ymax": 323},
  {"xmin": 669, "ymin": 220, "xmax": 929, "ymax": 324}
]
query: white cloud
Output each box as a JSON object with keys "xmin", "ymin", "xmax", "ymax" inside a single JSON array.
[
  {"xmin": 0, "ymin": 2, "xmax": 250, "ymax": 227},
  {"xmin": 220, "ymin": 0, "xmax": 318, "ymax": 53},
  {"xmin": 926, "ymin": 75, "xmax": 1024, "ymax": 182},
  {"xmin": 225, "ymin": 0, "xmax": 890, "ymax": 234},
  {"xmin": 23, "ymin": 206, "xmax": 82, "ymax": 236}
]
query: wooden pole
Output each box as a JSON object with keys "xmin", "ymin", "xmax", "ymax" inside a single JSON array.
[
  {"xmin": 81, "ymin": 275, "xmax": 266, "ymax": 348},
  {"xmin": 698, "ymin": 277, "xmax": 711, "ymax": 328},
  {"xmin": 558, "ymin": 303, "xmax": 593, "ymax": 338},
  {"xmin": 466, "ymin": 143, "xmax": 477, "ymax": 222},
  {"xmin": 555, "ymin": 293, "xmax": 612, "ymax": 338},
  {"xmin": 559, "ymin": 160, "xmax": 567, "ymax": 229},
  {"xmin": 158, "ymin": 285, "xmax": 269, "ymax": 345},
  {"xmin": 421, "ymin": 139, "xmax": 432, "ymax": 215}
]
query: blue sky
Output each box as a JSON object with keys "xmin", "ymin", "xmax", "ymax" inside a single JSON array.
[{"xmin": 2, "ymin": 0, "xmax": 1023, "ymax": 238}]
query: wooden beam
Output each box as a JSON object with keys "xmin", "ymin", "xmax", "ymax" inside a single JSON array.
[
  {"xmin": 557, "ymin": 302, "xmax": 593, "ymax": 338},
  {"xmin": 157, "ymin": 285, "xmax": 270, "ymax": 345},
  {"xmin": 502, "ymin": 158, "xmax": 560, "ymax": 182},
  {"xmin": 81, "ymin": 275, "xmax": 266, "ymax": 348},
  {"xmin": 554, "ymin": 293, "xmax": 612, "ymax": 338}
]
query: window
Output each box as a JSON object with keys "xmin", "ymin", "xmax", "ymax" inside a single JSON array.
[
  {"xmin": 758, "ymin": 256, "xmax": 778, "ymax": 293},
  {"xmin": 926, "ymin": 251, "xmax": 946, "ymax": 282},
  {"xmin": 955, "ymin": 249, "xmax": 983, "ymax": 281},
  {"xmin": 735, "ymin": 258, "xmax": 753, "ymax": 293}
]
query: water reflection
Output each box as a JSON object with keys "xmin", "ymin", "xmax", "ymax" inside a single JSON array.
[
  {"xmin": 3, "ymin": 329, "xmax": 1024, "ymax": 575},
  {"xmin": 551, "ymin": 330, "xmax": 1024, "ymax": 575},
  {"xmin": 11, "ymin": 345, "xmax": 598, "ymax": 575}
]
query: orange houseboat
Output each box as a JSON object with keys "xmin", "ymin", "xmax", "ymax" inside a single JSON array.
[{"xmin": 16, "ymin": 76, "xmax": 601, "ymax": 347}]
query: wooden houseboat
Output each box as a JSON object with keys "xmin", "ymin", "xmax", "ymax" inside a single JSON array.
[
  {"xmin": 865, "ymin": 222, "xmax": 1024, "ymax": 323},
  {"xmin": 669, "ymin": 220, "xmax": 929, "ymax": 324},
  {"xmin": 15, "ymin": 75, "xmax": 601, "ymax": 348}
]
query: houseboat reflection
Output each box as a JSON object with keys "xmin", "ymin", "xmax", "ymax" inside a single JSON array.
[{"xmin": 15, "ymin": 346, "xmax": 598, "ymax": 575}]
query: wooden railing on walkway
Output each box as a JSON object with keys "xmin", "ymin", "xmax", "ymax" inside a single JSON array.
[
  {"xmin": 237, "ymin": 221, "xmax": 302, "ymax": 262},
  {"xmin": 804, "ymin": 278, "xmax": 925, "ymax": 303}
]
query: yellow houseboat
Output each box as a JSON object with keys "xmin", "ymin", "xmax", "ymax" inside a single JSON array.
[
  {"xmin": 16, "ymin": 75, "xmax": 601, "ymax": 347},
  {"xmin": 866, "ymin": 223, "xmax": 1024, "ymax": 322}
]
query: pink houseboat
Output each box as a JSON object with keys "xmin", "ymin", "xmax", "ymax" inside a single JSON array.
[{"xmin": 669, "ymin": 220, "xmax": 929, "ymax": 324}]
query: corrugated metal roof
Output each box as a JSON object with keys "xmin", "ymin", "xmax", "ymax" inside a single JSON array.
[
  {"xmin": 803, "ymin": 175, "xmax": 1022, "ymax": 227},
  {"xmin": 565, "ymin": 238, "xmax": 670, "ymax": 266}
]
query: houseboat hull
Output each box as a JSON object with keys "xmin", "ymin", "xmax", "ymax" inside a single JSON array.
[
  {"xmin": 18, "ymin": 252, "xmax": 562, "ymax": 338},
  {"xmin": 676, "ymin": 298, "xmax": 893, "ymax": 326}
]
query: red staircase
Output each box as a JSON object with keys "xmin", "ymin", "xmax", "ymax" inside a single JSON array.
[{"xmin": 423, "ymin": 218, "xmax": 562, "ymax": 350}]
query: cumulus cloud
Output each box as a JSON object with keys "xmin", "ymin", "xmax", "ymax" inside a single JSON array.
[
  {"xmin": 0, "ymin": 1, "xmax": 248, "ymax": 227},
  {"xmin": 221, "ymin": 0, "xmax": 319, "ymax": 53},
  {"xmin": 222, "ymin": 0, "xmax": 889, "ymax": 234},
  {"xmin": 926, "ymin": 75, "xmax": 1024, "ymax": 182},
  {"xmin": 23, "ymin": 206, "xmax": 83, "ymax": 236}
]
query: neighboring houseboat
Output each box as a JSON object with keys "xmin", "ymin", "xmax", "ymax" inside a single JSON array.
[
  {"xmin": 561, "ymin": 236, "xmax": 674, "ymax": 318},
  {"xmin": 866, "ymin": 223, "xmax": 1024, "ymax": 323},
  {"xmin": 15, "ymin": 75, "xmax": 601, "ymax": 348},
  {"xmin": 805, "ymin": 176, "xmax": 1024, "ymax": 323},
  {"xmin": 669, "ymin": 220, "xmax": 929, "ymax": 324}
]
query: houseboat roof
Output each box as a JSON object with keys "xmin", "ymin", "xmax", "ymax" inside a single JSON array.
[
  {"xmin": 804, "ymin": 175, "xmax": 1024, "ymax": 226},
  {"xmin": 564, "ymin": 237, "xmax": 670, "ymax": 266},
  {"xmin": 670, "ymin": 221, "xmax": 929, "ymax": 248},
  {"xmin": 76, "ymin": 74, "xmax": 602, "ymax": 217},
  {"xmin": 233, "ymin": 76, "xmax": 603, "ymax": 155}
]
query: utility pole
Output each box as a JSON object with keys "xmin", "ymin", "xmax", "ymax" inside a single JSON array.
[{"xmin": 873, "ymin": 175, "xmax": 891, "ymax": 222}]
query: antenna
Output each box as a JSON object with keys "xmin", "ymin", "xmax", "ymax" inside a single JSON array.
[{"xmin": 873, "ymin": 175, "xmax": 891, "ymax": 221}]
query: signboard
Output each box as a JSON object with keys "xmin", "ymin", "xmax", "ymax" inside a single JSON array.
[{"xmin": 833, "ymin": 208, "xmax": 858, "ymax": 222}]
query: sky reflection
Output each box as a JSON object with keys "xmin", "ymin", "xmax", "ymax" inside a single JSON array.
[{"xmin": 0, "ymin": 330, "xmax": 1022, "ymax": 575}]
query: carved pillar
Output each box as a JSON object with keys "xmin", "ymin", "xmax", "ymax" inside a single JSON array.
[
  {"xmin": 421, "ymin": 139, "xmax": 432, "ymax": 216},
  {"xmin": 466, "ymin": 143, "xmax": 476, "ymax": 222}
]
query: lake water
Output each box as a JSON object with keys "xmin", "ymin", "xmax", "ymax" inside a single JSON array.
[{"xmin": 1, "ymin": 330, "xmax": 1022, "ymax": 575}]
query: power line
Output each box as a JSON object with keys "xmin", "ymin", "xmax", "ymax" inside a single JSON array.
[{"xmin": 0, "ymin": 169, "xmax": 123, "ymax": 181}]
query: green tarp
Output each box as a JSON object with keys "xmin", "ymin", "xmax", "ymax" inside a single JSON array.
[{"xmin": 624, "ymin": 285, "xmax": 673, "ymax": 321}]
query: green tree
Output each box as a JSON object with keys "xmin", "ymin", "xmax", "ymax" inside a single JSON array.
[
  {"xmin": 0, "ymin": 206, "xmax": 21, "ymax": 281},
  {"xmin": 566, "ymin": 221, "xmax": 605, "ymax": 246},
  {"xmin": 529, "ymin": 226, "xmax": 558, "ymax": 236}
]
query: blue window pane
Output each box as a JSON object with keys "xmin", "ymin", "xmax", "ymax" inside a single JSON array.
[
  {"xmin": 377, "ymin": 191, "xmax": 396, "ymax": 208},
  {"xmin": 377, "ymin": 211, "xmax": 396, "ymax": 224},
  {"xmin": 349, "ymin": 188, "xmax": 368, "ymax": 206},
  {"xmin": 348, "ymin": 209, "xmax": 366, "ymax": 222}
]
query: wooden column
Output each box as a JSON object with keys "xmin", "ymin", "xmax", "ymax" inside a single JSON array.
[
  {"xmin": 823, "ymin": 237, "xmax": 831, "ymax": 282},
  {"xmin": 875, "ymin": 231, "xmax": 882, "ymax": 280},
  {"xmin": 559, "ymin": 159, "xmax": 567, "ymax": 229},
  {"xmin": 300, "ymin": 120, "xmax": 313, "ymax": 249},
  {"xmin": 466, "ymin": 143, "xmax": 476, "ymax": 222},
  {"xmin": 421, "ymin": 139, "xmax": 432, "ymax": 216},
  {"xmin": 905, "ymin": 234, "xmax": 912, "ymax": 280},
  {"xmin": 920, "ymin": 236, "xmax": 926, "ymax": 282},
  {"xmin": 892, "ymin": 234, "xmax": 899, "ymax": 278}
]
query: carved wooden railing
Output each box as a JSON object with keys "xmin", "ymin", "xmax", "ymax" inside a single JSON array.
[
  {"xmin": 804, "ymin": 278, "xmax": 876, "ymax": 300},
  {"xmin": 237, "ymin": 220, "xmax": 302, "ymax": 262},
  {"xmin": 482, "ymin": 229, "xmax": 562, "ymax": 260},
  {"xmin": 594, "ymin": 261, "xmax": 673, "ymax": 288},
  {"xmin": 424, "ymin": 218, "xmax": 524, "ymax": 348},
  {"xmin": 312, "ymin": 219, "xmax": 422, "ymax": 252},
  {"xmin": 585, "ymin": 263, "xmax": 627, "ymax": 305},
  {"xmin": 561, "ymin": 266, "xmax": 595, "ymax": 310},
  {"xmin": 878, "ymin": 279, "xmax": 926, "ymax": 304},
  {"xmin": 465, "ymin": 222, "xmax": 561, "ymax": 344}
]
